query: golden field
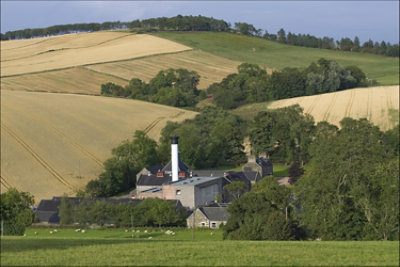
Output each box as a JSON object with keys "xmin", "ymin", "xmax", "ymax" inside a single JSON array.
[
  {"xmin": 1, "ymin": 32, "xmax": 241, "ymax": 94},
  {"xmin": 1, "ymin": 32, "xmax": 192, "ymax": 76},
  {"xmin": 1, "ymin": 90, "xmax": 196, "ymax": 202},
  {"xmin": 86, "ymin": 50, "xmax": 241, "ymax": 89},
  {"xmin": 268, "ymin": 86, "xmax": 399, "ymax": 131}
]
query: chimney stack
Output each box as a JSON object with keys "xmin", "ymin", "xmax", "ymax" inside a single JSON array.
[{"xmin": 170, "ymin": 136, "xmax": 179, "ymax": 182}]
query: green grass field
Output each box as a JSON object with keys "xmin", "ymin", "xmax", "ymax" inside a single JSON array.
[
  {"xmin": 1, "ymin": 228, "xmax": 398, "ymax": 266},
  {"xmin": 154, "ymin": 32, "xmax": 399, "ymax": 85}
]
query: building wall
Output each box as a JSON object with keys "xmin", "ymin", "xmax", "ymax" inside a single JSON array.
[
  {"xmin": 194, "ymin": 182, "xmax": 220, "ymax": 208},
  {"xmin": 137, "ymin": 192, "xmax": 163, "ymax": 199},
  {"xmin": 186, "ymin": 209, "xmax": 209, "ymax": 228}
]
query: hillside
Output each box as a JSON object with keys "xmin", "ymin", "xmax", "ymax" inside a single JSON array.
[
  {"xmin": 1, "ymin": 31, "xmax": 240, "ymax": 93},
  {"xmin": 154, "ymin": 32, "xmax": 399, "ymax": 85},
  {"xmin": 0, "ymin": 90, "xmax": 196, "ymax": 202},
  {"xmin": 233, "ymin": 85, "xmax": 399, "ymax": 131}
]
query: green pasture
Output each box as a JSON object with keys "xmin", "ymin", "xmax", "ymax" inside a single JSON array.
[
  {"xmin": 1, "ymin": 228, "xmax": 398, "ymax": 266},
  {"xmin": 154, "ymin": 32, "xmax": 399, "ymax": 85}
]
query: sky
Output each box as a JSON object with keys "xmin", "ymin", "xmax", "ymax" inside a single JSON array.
[{"xmin": 1, "ymin": 1, "xmax": 399, "ymax": 44}]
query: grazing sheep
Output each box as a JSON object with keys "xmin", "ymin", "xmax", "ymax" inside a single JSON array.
[
  {"xmin": 49, "ymin": 231, "xmax": 53, "ymax": 234},
  {"xmin": 75, "ymin": 229, "xmax": 81, "ymax": 232},
  {"xmin": 210, "ymin": 232, "xmax": 214, "ymax": 235},
  {"xmin": 54, "ymin": 229, "xmax": 58, "ymax": 233},
  {"xmin": 144, "ymin": 230, "xmax": 148, "ymax": 233},
  {"xmin": 125, "ymin": 229, "xmax": 128, "ymax": 232},
  {"xmin": 81, "ymin": 229, "xmax": 86, "ymax": 233},
  {"xmin": 148, "ymin": 236, "xmax": 152, "ymax": 239}
]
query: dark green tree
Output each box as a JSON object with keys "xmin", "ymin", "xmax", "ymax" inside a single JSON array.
[{"xmin": 0, "ymin": 188, "xmax": 35, "ymax": 235}]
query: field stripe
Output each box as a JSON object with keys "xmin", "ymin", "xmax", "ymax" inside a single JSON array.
[
  {"xmin": 323, "ymin": 92, "xmax": 338, "ymax": 121},
  {"xmin": 344, "ymin": 89, "xmax": 356, "ymax": 118},
  {"xmin": 1, "ymin": 123, "xmax": 76, "ymax": 191}
]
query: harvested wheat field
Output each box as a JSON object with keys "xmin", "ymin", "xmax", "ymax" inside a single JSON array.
[
  {"xmin": 1, "ymin": 90, "xmax": 196, "ymax": 202},
  {"xmin": 1, "ymin": 67, "xmax": 128, "ymax": 95},
  {"xmin": 1, "ymin": 32, "xmax": 192, "ymax": 76},
  {"xmin": 268, "ymin": 86, "xmax": 399, "ymax": 131},
  {"xmin": 86, "ymin": 50, "xmax": 241, "ymax": 89}
]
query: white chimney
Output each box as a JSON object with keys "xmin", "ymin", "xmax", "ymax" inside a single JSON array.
[{"xmin": 171, "ymin": 136, "xmax": 179, "ymax": 182}]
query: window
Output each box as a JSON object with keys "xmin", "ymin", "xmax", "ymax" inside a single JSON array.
[
  {"xmin": 176, "ymin": 190, "xmax": 181, "ymax": 195},
  {"xmin": 211, "ymin": 223, "xmax": 216, "ymax": 228},
  {"xmin": 201, "ymin": 222, "xmax": 206, "ymax": 226}
]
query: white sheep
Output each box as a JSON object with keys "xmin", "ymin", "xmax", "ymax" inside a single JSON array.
[
  {"xmin": 81, "ymin": 229, "xmax": 86, "ymax": 233},
  {"xmin": 144, "ymin": 230, "xmax": 148, "ymax": 233},
  {"xmin": 49, "ymin": 231, "xmax": 53, "ymax": 234},
  {"xmin": 148, "ymin": 236, "xmax": 152, "ymax": 239},
  {"xmin": 75, "ymin": 229, "xmax": 81, "ymax": 232},
  {"xmin": 54, "ymin": 229, "xmax": 58, "ymax": 233}
]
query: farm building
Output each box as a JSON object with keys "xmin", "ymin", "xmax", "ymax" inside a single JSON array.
[
  {"xmin": 242, "ymin": 156, "xmax": 273, "ymax": 182},
  {"xmin": 134, "ymin": 136, "xmax": 270, "ymax": 207},
  {"xmin": 186, "ymin": 203, "xmax": 229, "ymax": 229}
]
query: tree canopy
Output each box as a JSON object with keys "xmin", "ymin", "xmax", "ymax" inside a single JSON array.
[{"xmin": 0, "ymin": 188, "xmax": 35, "ymax": 235}]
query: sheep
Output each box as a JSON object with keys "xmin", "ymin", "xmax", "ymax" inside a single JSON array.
[
  {"xmin": 81, "ymin": 229, "xmax": 86, "ymax": 233},
  {"xmin": 75, "ymin": 229, "xmax": 81, "ymax": 232},
  {"xmin": 54, "ymin": 229, "xmax": 58, "ymax": 233},
  {"xmin": 49, "ymin": 231, "xmax": 53, "ymax": 234},
  {"xmin": 144, "ymin": 230, "xmax": 148, "ymax": 233},
  {"xmin": 148, "ymin": 236, "xmax": 152, "ymax": 239}
]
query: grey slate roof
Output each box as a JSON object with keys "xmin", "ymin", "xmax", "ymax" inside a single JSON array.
[
  {"xmin": 200, "ymin": 206, "xmax": 230, "ymax": 222},
  {"xmin": 137, "ymin": 174, "xmax": 172, "ymax": 186},
  {"xmin": 161, "ymin": 159, "xmax": 190, "ymax": 173},
  {"xmin": 191, "ymin": 170, "xmax": 226, "ymax": 177},
  {"xmin": 146, "ymin": 164, "xmax": 164, "ymax": 174}
]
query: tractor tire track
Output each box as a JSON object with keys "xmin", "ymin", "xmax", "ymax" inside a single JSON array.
[
  {"xmin": 1, "ymin": 123, "xmax": 75, "ymax": 191},
  {"xmin": 366, "ymin": 89, "xmax": 372, "ymax": 121},
  {"xmin": 0, "ymin": 175, "xmax": 12, "ymax": 190},
  {"xmin": 306, "ymin": 94, "xmax": 322, "ymax": 114},
  {"xmin": 323, "ymin": 92, "xmax": 338, "ymax": 122},
  {"xmin": 344, "ymin": 90, "xmax": 356, "ymax": 118},
  {"xmin": 3, "ymin": 103, "xmax": 103, "ymax": 167},
  {"xmin": 144, "ymin": 117, "xmax": 165, "ymax": 134}
]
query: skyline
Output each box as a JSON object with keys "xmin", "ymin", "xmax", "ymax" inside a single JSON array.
[{"xmin": 1, "ymin": 1, "xmax": 399, "ymax": 43}]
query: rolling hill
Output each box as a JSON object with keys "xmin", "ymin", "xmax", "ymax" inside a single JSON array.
[
  {"xmin": 1, "ymin": 90, "xmax": 196, "ymax": 202},
  {"xmin": 154, "ymin": 32, "xmax": 399, "ymax": 85},
  {"xmin": 233, "ymin": 85, "xmax": 399, "ymax": 131},
  {"xmin": 1, "ymin": 30, "xmax": 398, "ymax": 201}
]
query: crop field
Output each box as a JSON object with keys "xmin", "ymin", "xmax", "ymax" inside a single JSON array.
[
  {"xmin": 154, "ymin": 32, "xmax": 399, "ymax": 85},
  {"xmin": 0, "ymin": 90, "xmax": 197, "ymax": 202},
  {"xmin": 234, "ymin": 86, "xmax": 399, "ymax": 131},
  {"xmin": 86, "ymin": 50, "xmax": 241, "ymax": 89},
  {"xmin": 1, "ymin": 228, "xmax": 398, "ymax": 266},
  {"xmin": 0, "ymin": 67, "xmax": 128, "ymax": 95},
  {"xmin": 1, "ymin": 31, "xmax": 192, "ymax": 77}
]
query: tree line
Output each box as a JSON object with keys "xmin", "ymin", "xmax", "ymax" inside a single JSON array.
[
  {"xmin": 2, "ymin": 15, "xmax": 397, "ymax": 58},
  {"xmin": 0, "ymin": 15, "xmax": 229, "ymax": 40},
  {"xmin": 101, "ymin": 68, "xmax": 206, "ymax": 108},
  {"xmin": 209, "ymin": 59, "xmax": 367, "ymax": 109},
  {"xmin": 101, "ymin": 59, "xmax": 367, "ymax": 110},
  {"xmin": 59, "ymin": 197, "xmax": 187, "ymax": 228}
]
